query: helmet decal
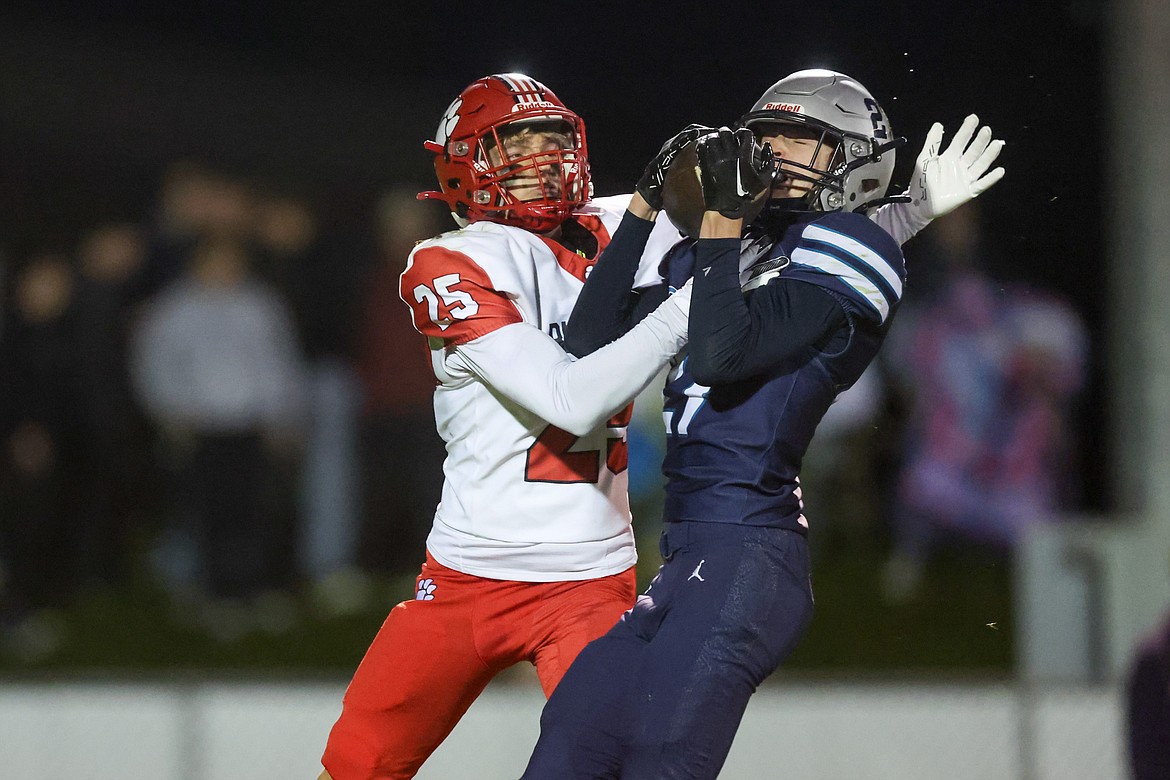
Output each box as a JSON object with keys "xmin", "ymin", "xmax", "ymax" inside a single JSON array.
[
  {"xmin": 862, "ymin": 98, "xmax": 889, "ymax": 140},
  {"xmin": 492, "ymin": 74, "xmax": 561, "ymax": 112},
  {"xmin": 436, "ymin": 97, "xmax": 463, "ymax": 144}
]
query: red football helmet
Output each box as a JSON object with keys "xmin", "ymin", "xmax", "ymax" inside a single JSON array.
[{"xmin": 418, "ymin": 74, "xmax": 590, "ymax": 233}]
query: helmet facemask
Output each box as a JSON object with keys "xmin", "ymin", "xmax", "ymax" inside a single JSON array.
[
  {"xmin": 743, "ymin": 112, "xmax": 896, "ymax": 219},
  {"xmin": 743, "ymin": 116, "xmax": 845, "ymax": 216},
  {"xmin": 473, "ymin": 118, "xmax": 589, "ymax": 233}
]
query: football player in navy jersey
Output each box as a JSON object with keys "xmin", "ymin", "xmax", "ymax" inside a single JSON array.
[{"xmin": 522, "ymin": 70, "xmax": 1005, "ymax": 779}]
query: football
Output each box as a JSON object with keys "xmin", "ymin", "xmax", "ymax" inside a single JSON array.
[{"xmin": 661, "ymin": 140, "xmax": 769, "ymax": 238}]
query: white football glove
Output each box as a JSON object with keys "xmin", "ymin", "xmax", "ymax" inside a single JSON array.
[{"xmin": 870, "ymin": 114, "xmax": 1005, "ymax": 245}]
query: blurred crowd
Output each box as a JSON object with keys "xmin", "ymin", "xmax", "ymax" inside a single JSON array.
[
  {"xmin": 0, "ymin": 162, "xmax": 448, "ymax": 655},
  {"xmin": 789, "ymin": 201, "xmax": 1089, "ymax": 600},
  {"xmin": 0, "ymin": 164, "xmax": 1091, "ymax": 663}
]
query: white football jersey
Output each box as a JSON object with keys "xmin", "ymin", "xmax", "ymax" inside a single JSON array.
[{"xmin": 399, "ymin": 195, "xmax": 681, "ymax": 582}]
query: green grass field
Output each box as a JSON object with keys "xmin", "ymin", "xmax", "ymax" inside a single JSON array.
[{"xmin": 0, "ymin": 542, "xmax": 1012, "ymax": 677}]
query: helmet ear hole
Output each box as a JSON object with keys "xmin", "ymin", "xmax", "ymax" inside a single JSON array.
[{"xmin": 861, "ymin": 178, "xmax": 881, "ymax": 193}]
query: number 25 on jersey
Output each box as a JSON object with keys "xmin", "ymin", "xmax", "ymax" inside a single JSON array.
[
  {"xmin": 413, "ymin": 273, "xmax": 479, "ymax": 330},
  {"xmin": 526, "ymin": 406, "xmax": 632, "ymax": 484}
]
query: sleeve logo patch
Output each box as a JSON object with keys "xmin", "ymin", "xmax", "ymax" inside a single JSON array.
[{"xmin": 416, "ymin": 579, "xmax": 437, "ymax": 601}]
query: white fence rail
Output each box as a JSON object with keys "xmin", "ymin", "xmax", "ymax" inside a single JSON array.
[{"xmin": 0, "ymin": 680, "xmax": 1126, "ymax": 779}]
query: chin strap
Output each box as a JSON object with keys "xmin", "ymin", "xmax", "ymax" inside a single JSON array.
[
  {"xmin": 855, "ymin": 194, "xmax": 911, "ymax": 215},
  {"xmin": 744, "ymin": 135, "xmax": 914, "ymax": 222},
  {"xmin": 871, "ymin": 136, "xmax": 907, "ymax": 158}
]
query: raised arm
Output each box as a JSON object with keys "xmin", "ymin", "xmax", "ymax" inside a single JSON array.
[
  {"xmin": 564, "ymin": 199, "xmax": 666, "ymax": 357},
  {"xmin": 870, "ymin": 114, "xmax": 1005, "ymax": 245},
  {"xmin": 684, "ymin": 127, "xmax": 849, "ymax": 385},
  {"xmin": 451, "ymin": 282, "xmax": 690, "ymax": 436},
  {"xmin": 565, "ymin": 126, "xmax": 709, "ymax": 356},
  {"xmin": 687, "ymin": 237, "xmax": 844, "ymax": 385}
]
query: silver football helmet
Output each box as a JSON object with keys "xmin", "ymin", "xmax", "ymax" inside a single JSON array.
[{"xmin": 739, "ymin": 69, "xmax": 902, "ymax": 214}]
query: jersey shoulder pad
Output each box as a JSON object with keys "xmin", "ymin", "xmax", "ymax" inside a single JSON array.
[
  {"xmin": 583, "ymin": 193, "xmax": 682, "ymax": 289},
  {"xmin": 572, "ymin": 196, "xmax": 626, "ymax": 248},
  {"xmin": 400, "ymin": 228, "xmax": 524, "ymax": 345},
  {"xmin": 580, "ymin": 193, "xmax": 634, "ymax": 223},
  {"xmin": 419, "ymin": 223, "xmax": 540, "ymax": 293},
  {"xmin": 813, "ymin": 211, "xmax": 904, "ymax": 260},
  {"xmin": 786, "ymin": 211, "xmax": 905, "ymax": 324}
]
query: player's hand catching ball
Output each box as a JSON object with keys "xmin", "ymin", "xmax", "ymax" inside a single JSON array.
[
  {"xmin": 695, "ymin": 127, "xmax": 775, "ymax": 220},
  {"xmin": 636, "ymin": 124, "xmax": 713, "ymax": 211}
]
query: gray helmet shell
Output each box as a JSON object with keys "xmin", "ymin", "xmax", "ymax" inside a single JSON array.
[{"xmin": 740, "ymin": 69, "xmax": 896, "ymax": 212}]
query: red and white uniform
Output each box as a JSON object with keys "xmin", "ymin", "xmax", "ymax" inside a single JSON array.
[
  {"xmin": 400, "ymin": 194, "xmax": 682, "ymax": 581},
  {"xmin": 321, "ymin": 196, "xmax": 685, "ymax": 780}
]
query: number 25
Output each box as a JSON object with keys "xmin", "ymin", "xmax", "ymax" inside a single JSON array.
[
  {"xmin": 413, "ymin": 273, "xmax": 479, "ymax": 330},
  {"xmin": 526, "ymin": 406, "xmax": 632, "ymax": 484}
]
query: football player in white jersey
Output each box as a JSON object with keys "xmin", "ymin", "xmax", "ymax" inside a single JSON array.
[{"xmin": 318, "ymin": 73, "xmax": 694, "ymax": 780}]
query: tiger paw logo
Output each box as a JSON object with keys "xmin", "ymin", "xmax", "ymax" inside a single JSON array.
[
  {"xmin": 416, "ymin": 578, "xmax": 437, "ymax": 601},
  {"xmin": 436, "ymin": 98, "xmax": 463, "ymax": 144}
]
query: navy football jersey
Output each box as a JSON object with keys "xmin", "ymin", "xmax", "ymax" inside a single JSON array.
[{"xmin": 661, "ymin": 210, "xmax": 905, "ymax": 533}]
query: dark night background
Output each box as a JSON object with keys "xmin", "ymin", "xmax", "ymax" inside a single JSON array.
[
  {"xmin": 0, "ymin": 0, "xmax": 1109, "ymax": 501},
  {"xmin": 0, "ymin": 0, "xmax": 1104, "ymax": 282},
  {"xmin": 0, "ymin": 1, "xmax": 1113, "ymax": 676}
]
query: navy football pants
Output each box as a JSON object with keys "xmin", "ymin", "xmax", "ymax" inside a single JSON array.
[{"xmin": 522, "ymin": 521, "xmax": 814, "ymax": 780}]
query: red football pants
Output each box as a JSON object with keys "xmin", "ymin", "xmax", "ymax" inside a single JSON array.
[{"xmin": 321, "ymin": 552, "xmax": 637, "ymax": 780}]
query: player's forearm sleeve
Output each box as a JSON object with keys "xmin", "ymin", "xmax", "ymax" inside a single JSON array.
[
  {"xmin": 452, "ymin": 285, "xmax": 690, "ymax": 436},
  {"xmin": 689, "ymin": 238, "xmax": 845, "ymax": 384},
  {"xmin": 868, "ymin": 196, "xmax": 922, "ymax": 246},
  {"xmin": 565, "ymin": 210, "xmax": 656, "ymax": 357}
]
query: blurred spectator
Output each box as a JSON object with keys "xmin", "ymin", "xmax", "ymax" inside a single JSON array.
[
  {"xmin": 881, "ymin": 205, "xmax": 1088, "ymax": 601},
  {"xmin": 798, "ymin": 363, "xmax": 887, "ymax": 564},
  {"xmin": 0, "ymin": 253, "xmax": 84, "ymax": 658},
  {"xmin": 130, "ymin": 236, "xmax": 304, "ymax": 634},
  {"xmin": 253, "ymin": 189, "xmax": 371, "ymax": 613},
  {"xmin": 74, "ymin": 223, "xmax": 155, "ymax": 590},
  {"xmin": 139, "ymin": 162, "xmax": 256, "ymax": 299},
  {"xmin": 0, "ymin": 249, "xmax": 8, "ymax": 341},
  {"xmin": 1127, "ymin": 606, "xmax": 1170, "ymax": 779},
  {"xmin": 353, "ymin": 186, "xmax": 446, "ymax": 575}
]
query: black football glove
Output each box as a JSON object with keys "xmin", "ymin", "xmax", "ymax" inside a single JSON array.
[
  {"xmin": 695, "ymin": 127, "xmax": 775, "ymax": 219},
  {"xmin": 635, "ymin": 124, "xmax": 713, "ymax": 211}
]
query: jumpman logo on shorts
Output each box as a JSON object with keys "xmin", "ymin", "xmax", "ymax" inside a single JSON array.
[{"xmin": 688, "ymin": 560, "xmax": 706, "ymax": 582}]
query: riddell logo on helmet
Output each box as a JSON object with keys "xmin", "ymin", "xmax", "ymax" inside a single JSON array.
[
  {"xmin": 763, "ymin": 102, "xmax": 803, "ymax": 112},
  {"xmin": 511, "ymin": 101, "xmax": 560, "ymax": 112}
]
